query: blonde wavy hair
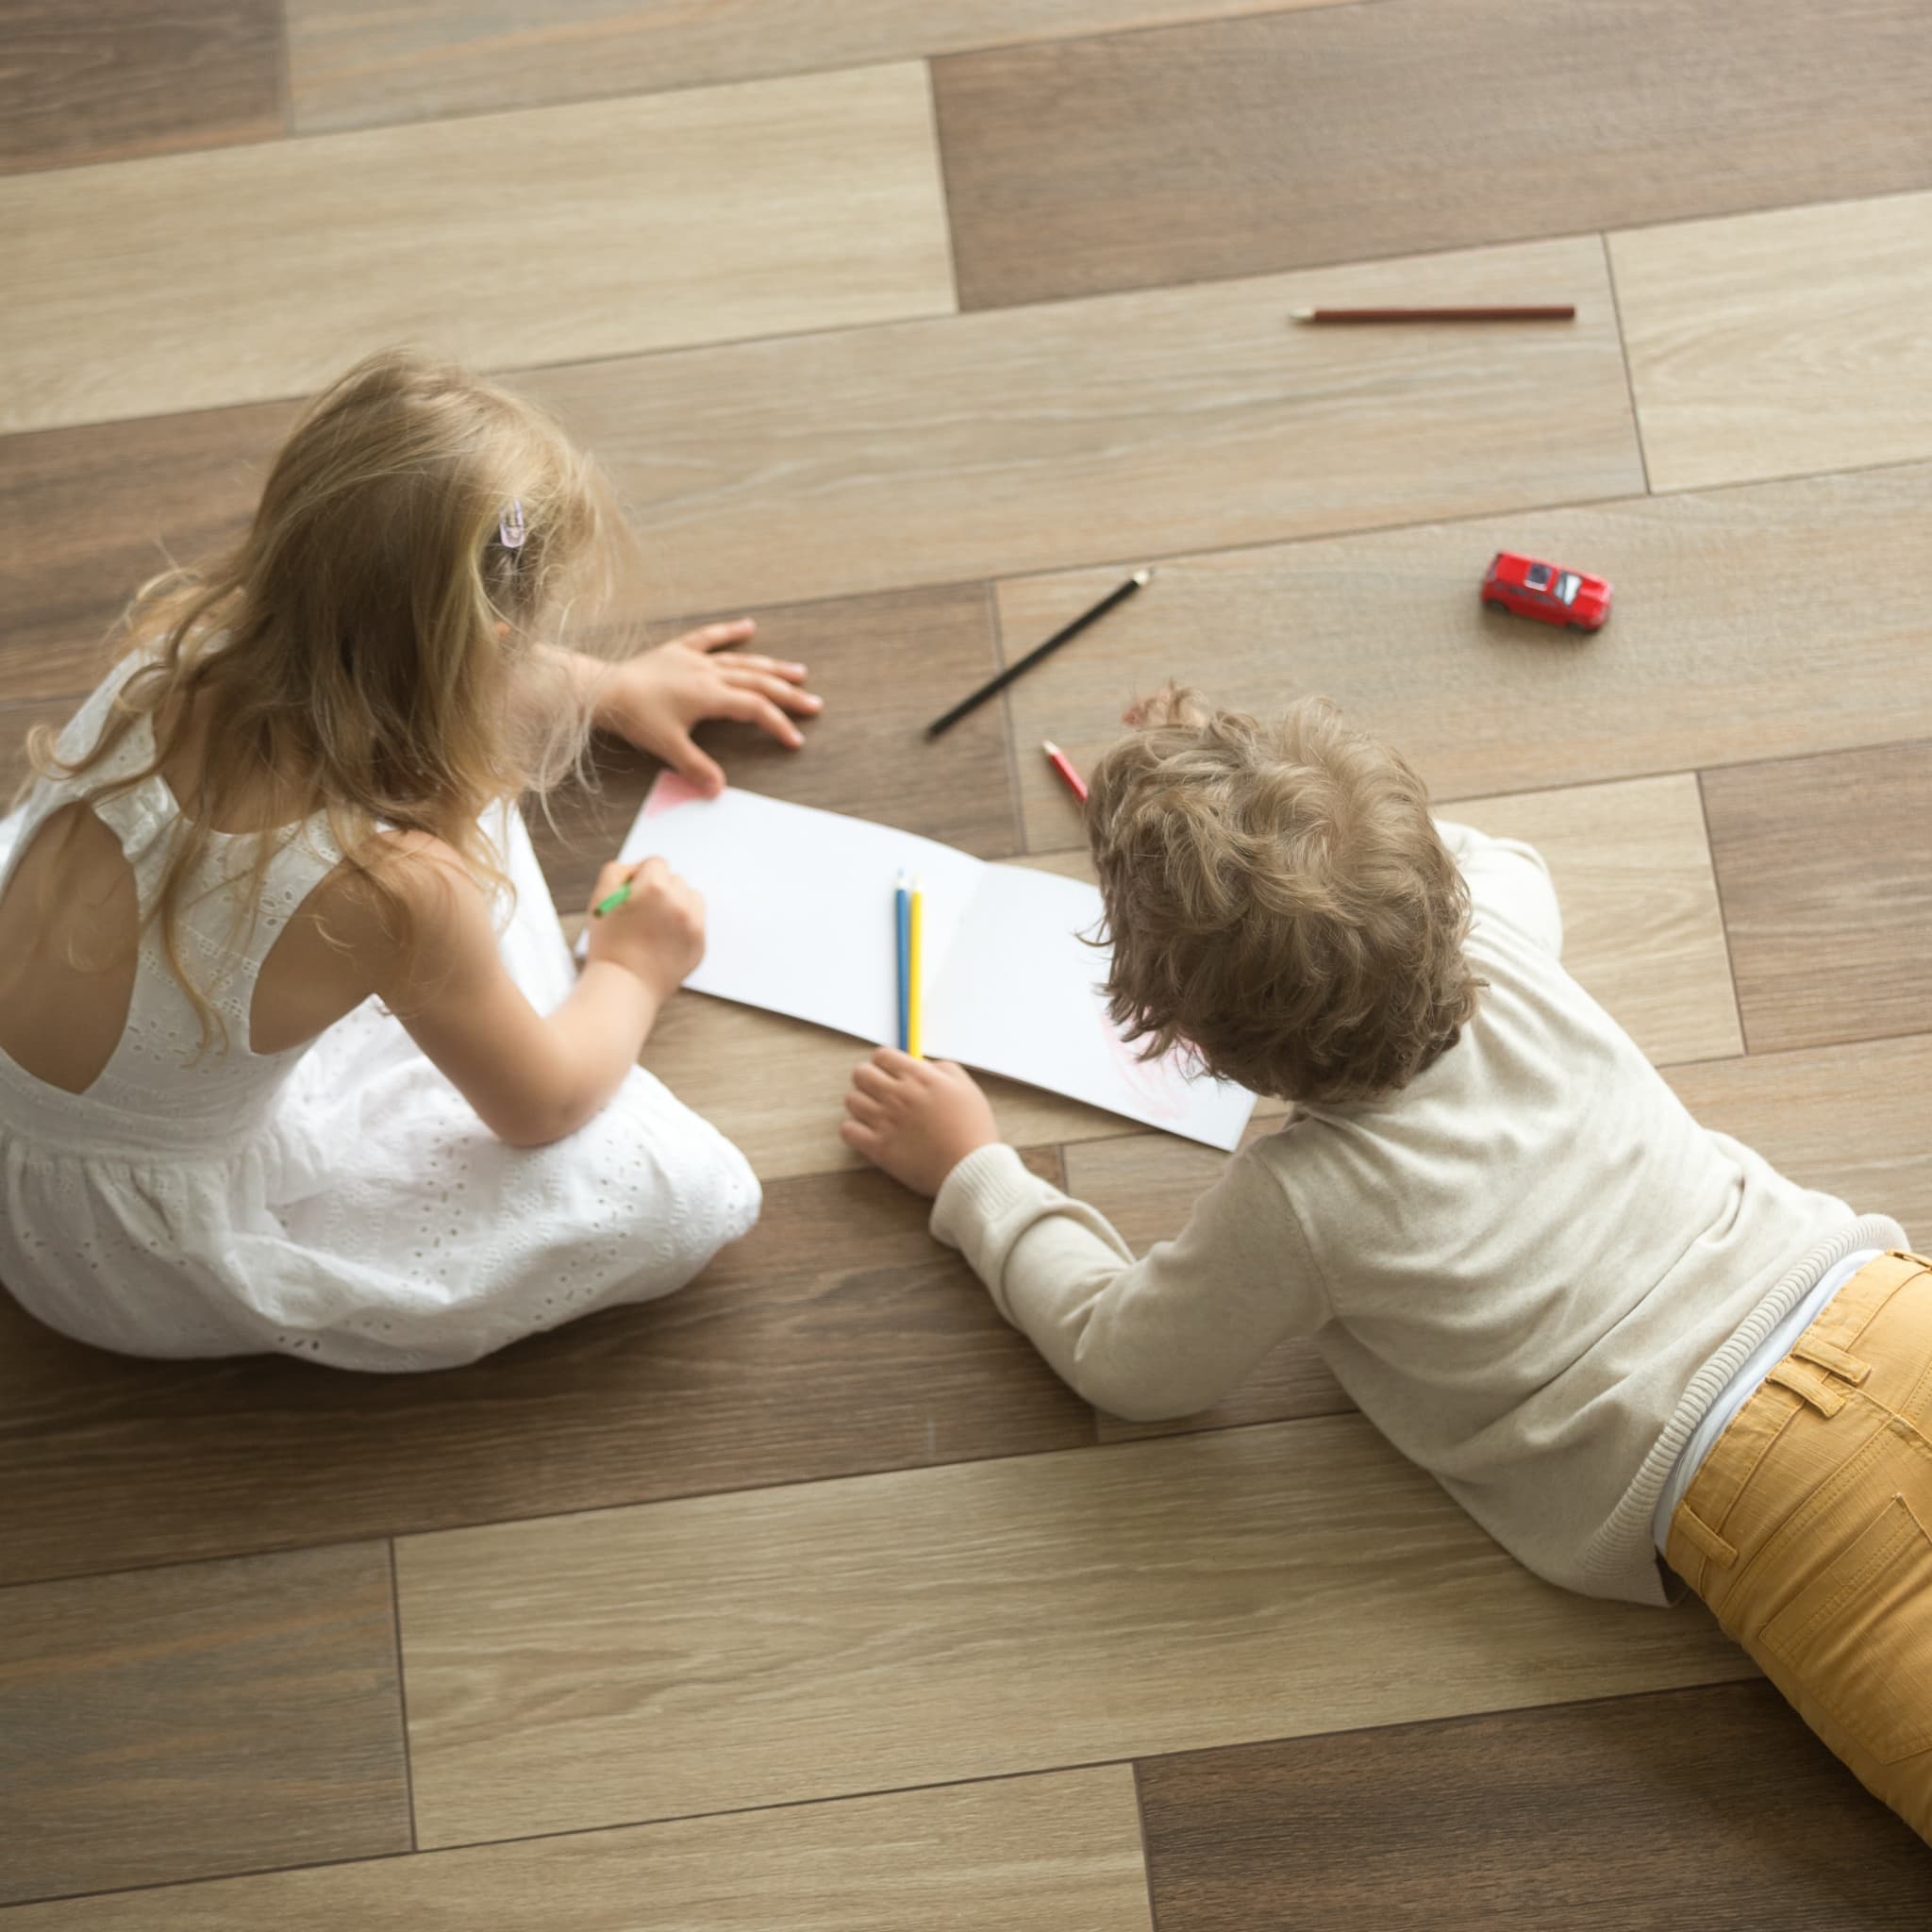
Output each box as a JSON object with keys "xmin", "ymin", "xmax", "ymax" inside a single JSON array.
[
  {"xmin": 1087, "ymin": 688, "xmax": 1481, "ymax": 1104},
  {"xmin": 25, "ymin": 348, "xmax": 639, "ymax": 1048}
]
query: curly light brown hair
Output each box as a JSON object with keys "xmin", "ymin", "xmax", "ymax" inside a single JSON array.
[{"xmin": 1087, "ymin": 687, "xmax": 1480, "ymax": 1104}]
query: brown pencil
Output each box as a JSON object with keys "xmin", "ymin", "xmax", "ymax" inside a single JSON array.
[{"xmin": 1291, "ymin": 305, "xmax": 1575, "ymax": 324}]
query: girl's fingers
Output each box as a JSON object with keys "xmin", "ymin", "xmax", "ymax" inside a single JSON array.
[
  {"xmin": 839, "ymin": 1117, "xmax": 881, "ymax": 1156},
  {"xmin": 729, "ymin": 653, "xmax": 809, "ymax": 681},
  {"xmin": 660, "ymin": 729, "xmax": 726, "ymax": 797},
  {"xmin": 843, "ymin": 1091, "xmax": 887, "ymax": 1127},
  {"xmin": 724, "ymin": 690, "xmax": 805, "ymax": 749},
  {"xmin": 723, "ymin": 667, "xmax": 823, "ymax": 714},
  {"xmin": 851, "ymin": 1062, "xmax": 899, "ymax": 1100}
]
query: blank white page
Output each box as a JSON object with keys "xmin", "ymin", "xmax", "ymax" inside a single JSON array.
[{"xmin": 925, "ymin": 862, "xmax": 1256, "ymax": 1150}]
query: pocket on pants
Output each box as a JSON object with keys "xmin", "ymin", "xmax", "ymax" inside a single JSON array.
[{"xmin": 1760, "ymin": 1491, "xmax": 1932, "ymax": 1764}]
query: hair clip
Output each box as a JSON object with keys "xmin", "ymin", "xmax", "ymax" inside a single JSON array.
[{"xmin": 498, "ymin": 499, "xmax": 527, "ymax": 550}]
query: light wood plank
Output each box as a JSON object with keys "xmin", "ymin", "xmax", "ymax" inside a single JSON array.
[
  {"xmin": 0, "ymin": 1155, "xmax": 1088, "ymax": 1589},
  {"xmin": 0, "ymin": 65, "xmax": 954, "ymax": 434},
  {"xmin": 995, "ymin": 462, "xmax": 1932, "ymax": 844},
  {"xmin": 289, "ymin": 0, "xmax": 1349, "ymax": 135},
  {"xmin": 0, "ymin": 1767, "xmax": 1151, "ymax": 1932},
  {"xmin": 1135, "ymin": 1681, "xmax": 1932, "ymax": 1929},
  {"xmin": 1451, "ymin": 774, "xmax": 1741, "ymax": 1068},
  {"xmin": 0, "ymin": 1543, "xmax": 408, "ymax": 1906},
  {"xmin": 0, "ymin": 0, "xmax": 282, "ymax": 176},
  {"xmin": 1702, "ymin": 742, "xmax": 1932, "ymax": 1055},
  {"xmin": 395, "ymin": 1418, "xmax": 1752, "ymax": 1848},
  {"xmin": 1667, "ymin": 1035, "xmax": 1932, "ymax": 1241},
  {"xmin": 521, "ymin": 234, "xmax": 1641, "ymax": 615},
  {"xmin": 932, "ymin": 0, "xmax": 1932, "ymax": 308},
  {"xmin": 1612, "ymin": 191, "xmax": 1932, "ymax": 493}
]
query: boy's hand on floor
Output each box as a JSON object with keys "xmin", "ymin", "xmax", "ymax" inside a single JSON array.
[{"xmin": 841, "ymin": 1049, "xmax": 1001, "ymax": 1198}]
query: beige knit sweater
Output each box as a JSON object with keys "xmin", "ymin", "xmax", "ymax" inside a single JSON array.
[{"xmin": 931, "ymin": 823, "xmax": 1906, "ymax": 1605}]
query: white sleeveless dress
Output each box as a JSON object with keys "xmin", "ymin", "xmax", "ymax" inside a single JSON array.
[{"xmin": 0, "ymin": 658, "xmax": 760, "ymax": 1370}]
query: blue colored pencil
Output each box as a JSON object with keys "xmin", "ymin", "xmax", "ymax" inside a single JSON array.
[{"xmin": 894, "ymin": 873, "xmax": 911, "ymax": 1051}]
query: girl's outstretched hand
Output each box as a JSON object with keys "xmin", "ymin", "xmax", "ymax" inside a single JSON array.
[
  {"xmin": 841, "ymin": 1048, "xmax": 1001, "ymax": 1198},
  {"xmin": 602, "ymin": 621, "xmax": 824, "ymax": 795}
]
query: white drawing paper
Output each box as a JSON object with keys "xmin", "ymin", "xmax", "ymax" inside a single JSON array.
[{"xmin": 582, "ymin": 774, "xmax": 1257, "ymax": 1149}]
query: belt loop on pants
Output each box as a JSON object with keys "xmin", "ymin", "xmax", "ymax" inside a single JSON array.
[{"xmin": 1766, "ymin": 1357, "xmax": 1848, "ymax": 1417}]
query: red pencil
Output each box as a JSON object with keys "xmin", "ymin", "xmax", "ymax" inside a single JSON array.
[{"xmin": 1043, "ymin": 740, "xmax": 1088, "ymax": 804}]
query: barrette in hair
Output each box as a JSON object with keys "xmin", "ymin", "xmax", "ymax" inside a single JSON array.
[{"xmin": 498, "ymin": 499, "xmax": 527, "ymax": 549}]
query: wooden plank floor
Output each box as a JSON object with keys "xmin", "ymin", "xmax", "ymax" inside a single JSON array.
[{"xmin": 3, "ymin": 0, "xmax": 1930, "ymax": 1918}]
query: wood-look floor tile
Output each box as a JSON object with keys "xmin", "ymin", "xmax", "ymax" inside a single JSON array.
[
  {"xmin": 1612, "ymin": 191, "xmax": 1932, "ymax": 493},
  {"xmin": 996, "ymin": 462, "xmax": 1932, "ymax": 843},
  {"xmin": 532, "ymin": 584, "xmax": 1019, "ymax": 908},
  {"xmin": 289, "ymin": 0, "xmax": 1347, "ymax": 134},
  {"xmin": 522, "ymin": 234, "xmax": 1640, "ymax": 615},
  {"xmin": 1135, "ymin": 1680, "xmax": 1932, "ymax": 1931},
  {"xmin": 0, "ymin": 1768, "xmax": 1152, "ymax": 1932},
  {"xmin": 0, "ymin": 401, "xmax": 293, "ymax": 702},
  {"xmin": 0, "ymin": 0, "xmax": 282, "ymax": 176},
  {"xmin": 0, "ymin": 1155, "xmax": 1087, "ymax": 1589},
  {"xmin": 1702, "ymin": 743, "xmax": 1932, "ymax": 1055},
  {"xmin": 933, "ymin": 0, "xmax": 1932, "ymax": 308},
  {"xmin": 0, "ymin": 1543, "xmax": 408, "ymax": 1906},
  {"xmin": 395, "ymin": 1417, "xmax": 1751, "ymax": 1848},
  {"xmin": 1668, "ymin": 1035, "xmax": 1932, "ymax": 1241},
  {"xmin": 0, "ymin": 65, "xmax": 954, "ymax": 435}
]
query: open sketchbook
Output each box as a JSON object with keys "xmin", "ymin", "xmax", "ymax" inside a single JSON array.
[{"xmin": 582, "ymin": 774, "xmax": 1257, "ymax": 1149}]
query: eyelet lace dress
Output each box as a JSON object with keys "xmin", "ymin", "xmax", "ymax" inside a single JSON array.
[{"xmin": 0, "ymin": 660, "xmax": 760, "ymax": 1370}]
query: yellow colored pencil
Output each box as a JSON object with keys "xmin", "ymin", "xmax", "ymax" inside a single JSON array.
[{"xmin": 908, "ymin": 878, "xmax": 924, "ymax": 1058}]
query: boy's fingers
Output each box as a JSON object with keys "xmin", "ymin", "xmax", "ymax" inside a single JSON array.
[
  {"xmin": 844, "ymin": 1091, "xmax": 887, "ymax": 1127},
  {"xmin": 851, "ymin": 1064, "xmax": 897, "ymax": 1100},
  {"xmin": 871, "ymin": 1046, "xmax": 915, "ymax": 1074},
  {"xmin": 839, "ymin": 1118, "xmax": 880, "ymax": 1156}
]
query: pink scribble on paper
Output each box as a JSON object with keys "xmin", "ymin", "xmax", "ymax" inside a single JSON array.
[
  {"xmin": 644, "ymin": 771, "xmax": 712, "ymax": 818},
  {"xmin": 1100, "ymin": 1013, "xmax": 1197, "ymax": 1124}
]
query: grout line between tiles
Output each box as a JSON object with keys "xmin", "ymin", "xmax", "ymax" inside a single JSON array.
[
  {"xmin": 1693, "ymin": 768, "xmax": 1752, "ymax": 1058},
  {"xmin": 1599, "ymin": 230, "xmax": 1653, "ymax": 495},
  {"xmin": 388, "ymin": 1540, "xmax": 420, "ymax": 1853}
]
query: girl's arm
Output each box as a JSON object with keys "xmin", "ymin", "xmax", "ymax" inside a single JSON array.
[
  {"xmin": 841, "ymin": 1051, "xmax": 1324, "ymax": 1421},
  {"xmin": 542, "ymin": 620, "xmax": 823, "ymax": 796},
  {"xmin": 369, "ymin": 837, "xmax": 700, "ymax": 1147}
]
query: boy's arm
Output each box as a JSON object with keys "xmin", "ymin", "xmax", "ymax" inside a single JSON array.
[
  {"xmin": 930, "ymin": 1141, "xmax": 1327, "ymax": 1423},
  {"xmin": 1435, "ymin": 817, "xmax": 1563, "ymax": 958}
]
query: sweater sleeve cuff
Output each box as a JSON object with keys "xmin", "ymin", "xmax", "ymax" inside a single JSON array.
[{"xmin": 930, "ymin": 1142, "xmax": 1041, "ymax": 1254}]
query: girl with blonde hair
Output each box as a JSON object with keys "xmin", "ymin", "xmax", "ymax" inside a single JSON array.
[{"xmin": 0, "ymin": 350, "xmax": 820, "ymax": 1369}]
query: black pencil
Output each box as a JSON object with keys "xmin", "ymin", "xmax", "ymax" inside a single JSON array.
[{"xmin": 925, "ymin": 568, "xmax": 1153, "ymax": 737}]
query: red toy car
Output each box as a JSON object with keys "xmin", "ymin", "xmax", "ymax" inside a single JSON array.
[{"xmin": 1482, "ymin": 552, "xmax": 1611, "ymax": 631}]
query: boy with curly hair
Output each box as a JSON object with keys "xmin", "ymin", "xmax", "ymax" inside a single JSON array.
[{"xmin": 841, "ymin": 687, "xmax": 1926, "ymax": 1840}]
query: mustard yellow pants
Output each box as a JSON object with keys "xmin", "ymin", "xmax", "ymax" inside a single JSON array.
[{"xmin": 1667, "ymin": 1249, "xmax": 1932, "ymax": 1841}]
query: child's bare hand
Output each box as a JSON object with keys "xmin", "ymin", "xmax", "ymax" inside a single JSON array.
[
  {"xmin": 841, "ymin": 1049, "xmax": 1001, "ymax": 1197},
  {"xmin": 583, "ymin": 858, "xmax": 705, "ymax": 1003},
  {"xmin": 602, "ymin": 621, "xmax": 824, "ymax": 796}
]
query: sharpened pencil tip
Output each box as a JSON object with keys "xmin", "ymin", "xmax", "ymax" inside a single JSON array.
[
  {"xmin": 1131, "ymin": 567, "xmax": 1153, "ymax": 585},
  {"xmin": 1289, "ymin": 308, "xmax": 1314, "ymax": 321},
  {"xmin": 1042, "ymin": 739, "xmax": 1060, "ymax": 756}
]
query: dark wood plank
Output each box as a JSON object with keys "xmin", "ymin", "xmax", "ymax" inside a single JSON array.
[
  {"xmin": 0, "ymin": 1541, "xmax": 408, "ymax": 1906},
  {"xmin": 1136, "ymin": 1679, "xmax": 1932, "ymax": 1930},
  {"xmin": 0, "ymin": 0, "xmax": 284, "ymax": 176},
  {"xmin": 0, "ymin": 401, "xmax": 295, "ymax": 704},
  {"xmin": 932, "ymin": 0, "xmax": 1932, "ymax": 309},
  {"xmin": 533, "ymin": 583, "xmax": 1019, "ymax": 908},
  {"xmin": 0, "ymin": 1151, "xmax": 1090, "ymax": 1588},
  {"xmin": 1702, "ymin": 743, "xmax": 1932, "ymax": 1055}
]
